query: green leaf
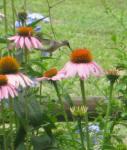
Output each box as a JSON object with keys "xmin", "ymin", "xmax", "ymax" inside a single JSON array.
[
  {"xmin": 27, "ymin": 18, "xmax": 43, "ymax": 28},
  {"xmin": 0, "ymin": 5, "xmax": 3, "ymax": 9},
  {"xmin": 31, "ymin": 135, "xmax": 52, "ymax": 150},
  {"xmin": 14, "ymin": 93, "xmax": 55, "ymax": 129},
  {"xmin": 0, "ymin": 37, "xmax": 7, "ymax": 43}
]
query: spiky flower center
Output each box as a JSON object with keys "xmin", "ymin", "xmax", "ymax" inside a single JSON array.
[
  {"xmin": 18, "ymin": 12, "xmax": 27, "ymax": 22},
  {"xmin": 0, "ymin": 75, "xmax": 8, "ymax": 86},
  {"xmin": 70, "ymin": 48, "xmax": 92, "ymax": 63},
  {"xmin": 17, "ymin": 27, "xmax": 33, "ymax": 36},
  {"xmin": 44, "ymin": 68, "xmax": 58, "ymax": 78},
  {"xmin": 0, "ymin": 56, "xmax": 20, "ymax": 74}
]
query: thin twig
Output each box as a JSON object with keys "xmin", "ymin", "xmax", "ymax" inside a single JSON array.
[
  {"xmin": 11, "ymin": 0, "xmax": 16, "ymax": 33},
  {"xmin": 46, "ymin": 0, "xmax": 57, "ymax": 39},
  {"xmin": 3, "ymin": 0, "xmax": 8, "ymax": 34},
  {"xmin": 50, "ymin": 0, "xmax": 65, "ymax": 9}
]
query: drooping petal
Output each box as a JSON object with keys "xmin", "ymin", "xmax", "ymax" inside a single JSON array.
[
  {"xmin": 36, "ymin": 77, "xmax": 49, "ymax": 81},
  {"xmin": 30, "ymin": 37, "xmax": 39, "ymax": 48},
  {"xmin": 19, "ymin": 36, "xmax": 25, "ymax": 48},
  {"xmin": 0, "ymin": 88, "xmax": 2, "ymax": 100},
  {"xmin": 16, "ymin": 74, "xmax": 26, "ymax": 88},
  {"xmin": 1, "ymin": 86, "xmax": 6, "ymax": 99},
  {"xmin": 8, "ymin": 35, "xmax": 19, "ymax": 41},
  {"xmin": 92, "ymin": 62, "xmax": 103, "ymax": 74},
  {"xmin": 6, "ymin": 75, "xmax": 18, "ymax": 87},
  {"xmin": 35, "ymin": 39, "xmax": 43, "ymax": 48},
  {"xmin": 19, "ymin": 73, "xmax": 33, "ymax": 86},
  {"xmin": 9, "ymin": 85, "xmax": 18, "ymax": 97},
  {"xmin": 90, "ymin": 62, "xmax": 103, "ymax": 76},
  {"xmin": 15, "ymin": 36, "xmax": 21, "ymax": 49},
  {"xmin": 7, "ymin": 85, "xmax": 15, "ymax": 98},
  {"xmin": 2, "ymin": 86, "xmax": 8, "ymax": 99},
  {"xmin": 78, "ymin": 64, "xmax": 90, "ymax": 79},
  {"xmin": 25, "ymin": 37, "xmax": 32, "ymax": 49},
  {"xmin": 63, "ymin": 61, "xmax": 77, "ymax": 78}
]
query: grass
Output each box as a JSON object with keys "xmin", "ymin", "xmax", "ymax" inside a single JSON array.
[
  {"xmin": 0, "ymin": 0, "xmax": 126, "ymax": 67},
  {"xmin": 0, "ymin": 0, "xmax": 126, "ymax": 96}
]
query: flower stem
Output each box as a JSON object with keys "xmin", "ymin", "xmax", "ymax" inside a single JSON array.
[
  {"xmin": 102, "ymin": 82, "xmax": 114, "ymax": 148},
  {"xmin": 39, "ymin": 82, "xmax": 42, "ymax": 104},
  {"xmin": 24, "ymin": 0, "xmax": 27, "ymax": 12},
  {"xmin": 9, "ymin": 99, "xmax": 14, "ymax": 150},
  {"xmin": 3, "ymin": 0, "xmax": 8, "ymax": 34},
  {"xmin": 80, "ymin": 79, "xmax": 91, "ymax": 150},
  {"xmin": 11, "ymin": 0, "xmax": 16, "ymax": 34},
  {"xmin": 53, "ymin": 81, "xmax": 77, "ymax": 148},
  {"xmin": 77, "ymin": 118, "xmax": 86, "ymax": 150},
  {"xmin": 24, "ymin": 92, "xmax": 29, "ymax": 150},
  {"xmin": 1, "ymin": 100, "xmax": 7, "ymax": 150}
]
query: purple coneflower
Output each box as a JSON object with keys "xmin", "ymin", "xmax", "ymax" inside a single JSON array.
[
  {"xmin": 0, "ymin": 75, "xmax": 18, "ymax": 100},
  {"xmin": 0, "ymin": 56, "xmax": 33, "ymax": 88},
  {"xmin": 36, "ymin": 68, "xmax": 64, "ymax": 81},
  {"xmin": 59, "ymin": 48, "xmax": 103, "ymax": 79},
  {"xmin": 8, "ymin": 26, "xmax": 42, "ymax": 50}
]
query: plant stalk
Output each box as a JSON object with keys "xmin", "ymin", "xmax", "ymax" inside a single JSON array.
[
  {"xmin": 53, "ymin": 81, "xmax": 77, "ymax": 148},
  {"xmin": 102, "ymin": 82, "xmax": 114, "ymax": 148},
  {"xmin": 77, "ymin": 118, "xmax": 86, "ymax": 150},
  {"xmin": 1, "ymin": 101, "xmax": 7, "ymax": 150},
  {"xmin": 3, "ymin": 0, "xmax": 8, "ymax": 34},
  {"xmin": 80, "ymin": 79, "xmax": 91, "ymax": 150},
  {"xmin": 11, "ymin": 0, "xmax": 16, "ymax": 33},
  {"xmin": 9, "ymin": 99, "xmax": 14, "ymax": 150}
]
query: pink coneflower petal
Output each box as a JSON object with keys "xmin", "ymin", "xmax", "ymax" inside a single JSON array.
[
  {"xmin": 19, "ymin": 73, "xmax": 33, "ymax": 86},
  {"xmin": 35, "ymin": 39, "xmax": 42, "ymax": 48},
  {"xmin": 16, "ymin": 74, "xmax": 27, "ymax": 87},
  {"xmin": 10, "ymin": 86, "xmax": 18, "ymax": 97},
  {"xmin": 25, "ymin": 37, "xmax": 32, "ymax": 49},
  {"xmin": 92, "ymin": 62, "xmax": 103, "ymax": 74},
  {"xmin": 52, "ymin": 73, "xmax": 65, "ymax": 80},
  {"xmin": 19, "ymin": 37, "xmax": 25, "ymax": 48},
  {"xmin": 6, "ymin": 75, "xmax": 17, "ymax": 87},
  {"xmin": 31, "ymin": 37, "xmax": 39, "ymax": 48},
  {"xmin": 77, "ymin": 64, "xmax": 87, "ymax": 79},
  {"xmin": 7, "ymin": 73, "xmax": 33, "ymax": 88},
  {"xmin": 0, "ymin": 88, "xmax": 3, "ymax": 100},
  {"xmin": 64, "ymin": 62, "xmax": 77, "ymax": 78},
  {"xmin": 15, "ymin": 37, "xmax": 21, "ymax": 49},
  {"xmin": 36, "ymin": 77, "xmax": 49, "ymax": 81},
  {"xmin": 8, "ymin": 35, "xmax": 19, "ymax": 41},
  {"xmin": 3, "ymin": 86, "xmax": 9, "ymax": 99},
  {"xmin": 88, "ymin": 63, "xmax": 102, "ymax": 77},
  {"xmin": 7, "ymin": 85, "xmax": 15, "ymax": 98},
  {"xmin": 0, "ymin": 88, "xmax": 2, "ymax": 100}
]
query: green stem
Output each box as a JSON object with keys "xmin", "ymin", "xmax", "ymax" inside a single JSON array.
[
  {"xmin": 1, "ymin": 101, "xmax": 7, "ymax": 150},
  {"xmin": 24, "ymin": 0, "xmax": 27, "ymax": 12},
  {"xmin": 53, "ymin": 81, "xmax": 77, "ymax": 148},
  {"xmin": 3, "ymin": 0, "xmax": 8, "ymax": 34},
  {"xmin": 80, "ymin": 79, "xmax": 91, "ymax": 150},
  {"xmin": 39, "ymin": 82, "xmax": 42, "ymax": 104},
  {"xmin": 9, "ymin": 99, "xmax": 14, "ymax": 150},
  {"xmin": 24, "ymin": 48, "xmax": 30, "ymax": 71},
  {"xmin": 24, "ymin": 91, "xmax": 29, "ymax": 150},
  {"xmin": 102, "ymin": 82, "xmax": 114, "ymax": 148},
  {"xmin": 77, "ymin": 118, "xmax": 86, "ymax": 150},
  {"xmin": 11, "ymin": 0, "xmax": 16, "ymax": 34}
]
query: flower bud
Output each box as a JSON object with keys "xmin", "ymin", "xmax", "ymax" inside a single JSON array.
[
  {"xmin": 106, "ymin": 69, "xmax": 119, "ymax": 84},
  {"xmin": 70, "ymin": 106, "xmax": 87, "ymax": 118}
]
